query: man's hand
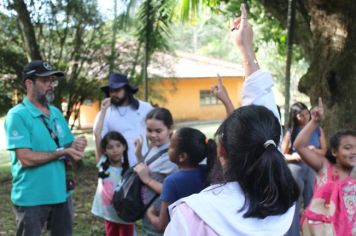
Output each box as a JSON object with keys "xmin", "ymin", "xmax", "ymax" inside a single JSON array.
[
  {"xmin": 73, "ymin": 135, "xmax": 87, "ymax": 152},
  {"xmin": 64, "ymin": 147, "xmax": 84, "ymax": 161},
  {"xmin": 101, "ymin": 97, "xmax": 111, "ymax": 111}
]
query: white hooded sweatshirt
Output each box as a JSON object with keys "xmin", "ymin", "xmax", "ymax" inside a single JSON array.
[{"xmin": 165, "ymin": 182, "xmax": 295, "ymax": 236}]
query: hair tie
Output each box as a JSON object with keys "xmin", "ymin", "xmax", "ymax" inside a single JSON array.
[{"xmin": 264, "ymin": 140, "xmax": 276, "ymax": 149}]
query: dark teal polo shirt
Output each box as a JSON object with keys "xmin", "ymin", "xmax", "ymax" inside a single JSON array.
[{"xmin": 4, "ymin": 97, "xmax": 74, "ymax": 206}]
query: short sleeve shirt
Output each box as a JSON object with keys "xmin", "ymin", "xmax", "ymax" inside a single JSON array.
[
  {"xmin": 289, "ymin": 127, "xmax": 321, "ymax": 153},
  {"xmin": 145, "ymin": 143, "xmax": 177, "ymax": 175},
  {"xmin": 4, "ymin": 97, "xmax": 74, "ymax": 206},
  {"xmin": 91, "ymin": 156, "xmax": 128, "ymax": 223},
  {"xmin": 161, "ymin": 166, "xmax": 207, "ymax": 204},
  {"xmin": 100, "ymin": 101, "xmax": 153, "ymax": 166}
]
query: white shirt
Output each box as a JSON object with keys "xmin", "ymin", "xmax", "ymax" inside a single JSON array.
[
  {"xmin": 166, "ymin": 182, "xmax": 295, "ymax": 236},
  {"xmin": 91, "ymin": 156, "xmax": 128, "ymax": 223},
  {"xmin": 100, "ymin": 100, "xmax": 153, "ymax": 166},
  {"xmin": 164, "ymin": 70, "xmax": 294, "ymax": 236}
]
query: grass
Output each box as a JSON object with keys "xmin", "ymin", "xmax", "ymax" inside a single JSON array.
[
  {"xmin": 0, "ymin": 151, "xmax": 106, "ymax": 236},
  {"xmin": 0, "ymin": 121, "xmax": 221, "ymax": 235}
]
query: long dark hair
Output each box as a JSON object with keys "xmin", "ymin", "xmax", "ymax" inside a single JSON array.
[
  {"xmin": 175, "ymin": 127, "xmax": 216, "ymax": 167},
  {"xmin": 99, "ymin": 131, "xmax": 129, "ymax": 178},
  {"xmin": 325, "ymin": 129, "xmax": 356, "ymax": 164},
  {"xmin": 216, "ymin": 105, "xmax": 299, "ymax": 219},
  {"xmin": 125, "ymin": 86, "xmax": 139, "ymax": 110},
  {"xmin": 286, "ymin": 102, "xmax": 309, "ymax": 153},
  {"xmin": 175, "ymin": 127, "xmax": 217, "ymax": 185}
]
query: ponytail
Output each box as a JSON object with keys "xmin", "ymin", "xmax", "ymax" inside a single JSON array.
[
  {"xmin": 217, "ymin": 105, "xmax": 300, "ymax": 219},
  {"xmin": 240, "ymin": 146, "xmax": 299, "ymax": 218}
]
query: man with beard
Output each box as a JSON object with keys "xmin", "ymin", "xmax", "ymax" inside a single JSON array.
[
  {"xmin": 95, "ymin": 72, "xmax": 153, "ymax": 166},
  {"xmin": 4, "ymin": 60, "xmax": 87, "ymax": 236}
]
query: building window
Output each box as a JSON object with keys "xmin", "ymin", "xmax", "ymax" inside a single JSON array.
[{"xmin": 200, "ymin": 90, "xmax": 221, "ymax": 106}]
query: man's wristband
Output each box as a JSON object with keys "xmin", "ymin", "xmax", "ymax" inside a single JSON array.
[{"xmin": 56, "ymin": 147, "xmax": 67, "ymax": 160}]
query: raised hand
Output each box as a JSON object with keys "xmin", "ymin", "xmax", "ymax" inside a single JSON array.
[
  {"xmin": 101, "ymin": 97, "xmax": 111, "ymax": 111},
  {"xmin": 231, "ymin": 4, "xmax": 253, "ymax": 51},
  {"xmin": 310, "ymin": 97, "xmax": 324, "ymax": 123},
  {"xmin": 134, "ymin": 135, "xmax": 144, "ymax": 162},
  {"xmin": 211, "ymin": 74, "xmax": 235, "ymax": 115},
  {"xmin": 211, "ymin": 74, "xmax": 229, "ymax": 103}
]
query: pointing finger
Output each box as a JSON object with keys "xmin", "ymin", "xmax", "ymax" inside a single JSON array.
[
  {"xmin": 240, "ymin": 4, "xmax": 248, "ymax": 21},
  {"xmin": 318, "ymin": 97, "xmax": 323, "ymax": 108},
  {"xmin": 217, "ymin": 74, "xmax": 223, "ymax": 87}
]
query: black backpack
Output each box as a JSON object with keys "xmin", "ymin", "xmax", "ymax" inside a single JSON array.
[{"xmin": 112, "ymin": 148, "xmax": 168, "ymax": 223}]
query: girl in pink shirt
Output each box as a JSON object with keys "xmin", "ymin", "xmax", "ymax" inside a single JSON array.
[{"xmin": 294, "ymin": 98, "xmax": 356, "ymax": 236}]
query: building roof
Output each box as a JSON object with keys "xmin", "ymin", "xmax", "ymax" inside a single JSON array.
[{"xmin": 149, "ymin": 51, "xmax": 244, "ymax": 78}]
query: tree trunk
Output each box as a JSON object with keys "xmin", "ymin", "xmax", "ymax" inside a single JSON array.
[
  {"xmin": 143, "ymin": 39, "xmax": 149, "ymax": 101},
  {"xmin": 10, "ymin": 0, "xmax": 42, "ymax": 60},
  {"xmin": 298, "ymin": 0, "xmax": 356, "ymax": 134},
  {"xmin": 257, "ymin": 0, "xmax": 356, "ymax": 134},
  {"xmin": 284, "ymin": 0, "xmax": 296, "ymax": 123},
  {"xmin": 143, "ymin": 0, "xmax": 152, "ymax": 101},
  {"xmin": 109, "ymin": 0, "xmax": 118, "ymax": 73}
]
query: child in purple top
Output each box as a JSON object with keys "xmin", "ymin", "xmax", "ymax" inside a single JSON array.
[{"xmin": 146, "ymin": 127, "xmax": 216, "ymax": 231}]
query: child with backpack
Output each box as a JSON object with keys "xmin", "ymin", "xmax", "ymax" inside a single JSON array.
[
  {"xmin": 294, "ymin": 98, "xmax": 356, "ymax": 236},
  {"xmin": 91, "ymin": 98, "xmax": 133, "ymax": 236},
  {"xmin": 146, "ymin": 127, "xmax": 216, "ymax": 231},
  {"xmin": 134, "ymin": 107, "xmax": 178, "ymax": 236}
]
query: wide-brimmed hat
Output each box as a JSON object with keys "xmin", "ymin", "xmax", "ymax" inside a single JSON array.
[
  {"xmin": 100, "ymin": 73, "xmax": 138, "ymax": 96},
  {"xmin": 23, "ymin": 60, "xmax": 64, "ymax": 81}
]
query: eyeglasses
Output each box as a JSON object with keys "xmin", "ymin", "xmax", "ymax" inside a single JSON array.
[{"xmin": 35, "ymin": 77, "xmax": 59, "ymax": 87}]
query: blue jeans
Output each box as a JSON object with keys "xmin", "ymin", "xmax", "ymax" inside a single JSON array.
[{"xmin": 13, "ymin": 197, "xmax": 73, "ymax": 236}]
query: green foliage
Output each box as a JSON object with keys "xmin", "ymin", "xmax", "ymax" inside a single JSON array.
[
  {"xmin": 171, "ymin": 15, "xmax": 241, "ymax": 62},
  {"xmin": 177, "ymin": 0, "xmax": 219, "ymax": 21},
  {"xmin": 0, "ymin": 0, "xmax": 109, "ymax": 122},
  {"xmin": 136, "ymin": 0, "xmax": 174, "ymax": 57},
  {"xmin": 0, "ymin": 13, "xmax": 26, "ymax": 116}
]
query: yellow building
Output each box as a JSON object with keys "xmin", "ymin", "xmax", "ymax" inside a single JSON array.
[{"xmin": 77, "ymin": 52, "xmax": 244, "ymax": 127}]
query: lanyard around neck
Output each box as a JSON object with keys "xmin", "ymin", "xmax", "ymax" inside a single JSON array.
[
  {"xmin": 39, "ymin": 115, "xmax": 60, "ymax": 148},
  {"xmin": 21, "ymin": 101, "xmax": 61, "ymax": 148}
]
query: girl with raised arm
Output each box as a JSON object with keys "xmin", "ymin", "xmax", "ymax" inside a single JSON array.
[
  {"xmin": 282, "ymin": 102, "xmax": 327, "ymax": 236},
  {"xmin": 294, "ymin": 98, "xmax": 356, "ymax": 236},
  {"xmin": 164, "ymin": 5, "xmax": 299, "ymax": 236}
]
